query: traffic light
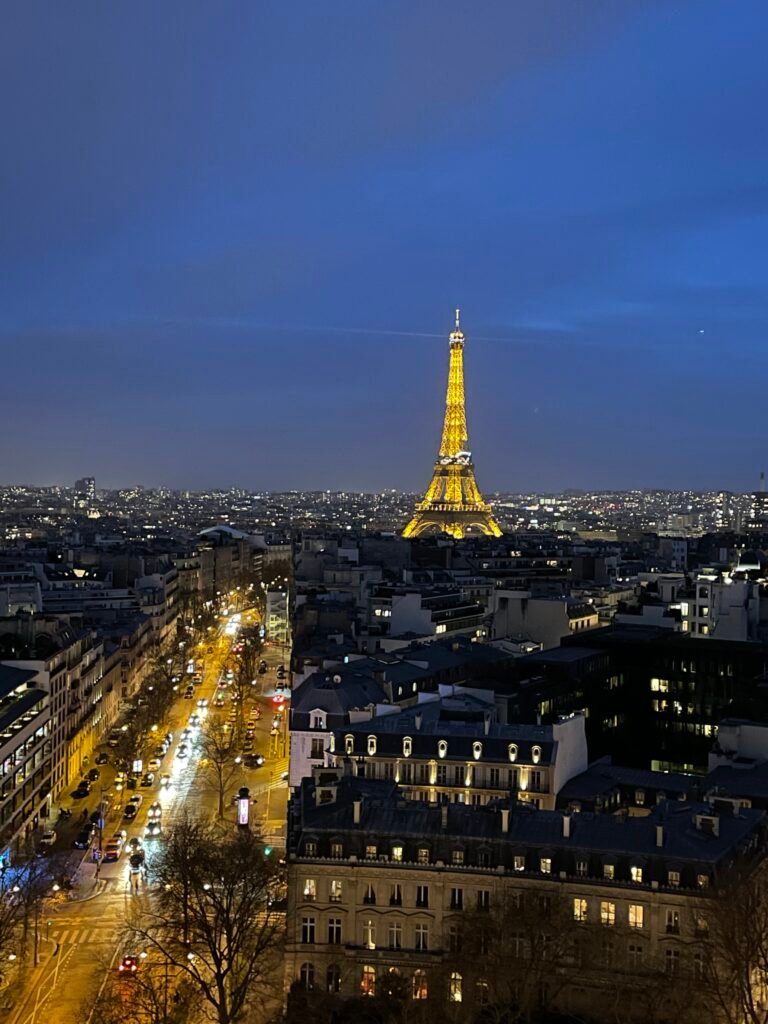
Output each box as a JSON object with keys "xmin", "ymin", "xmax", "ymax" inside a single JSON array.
[{"xmin": 264, "ymin": 846, "xmax": 273, "ymax": 857}]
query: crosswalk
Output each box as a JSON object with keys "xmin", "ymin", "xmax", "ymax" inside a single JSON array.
[{"xmin": 49, "ymin": 924, "xmax": 119, "ymax": 946}]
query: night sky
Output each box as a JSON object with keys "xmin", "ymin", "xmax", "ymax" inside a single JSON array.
[{"xmin": 2, "ymin": 3, "xmax": 767, "ymax": 493}]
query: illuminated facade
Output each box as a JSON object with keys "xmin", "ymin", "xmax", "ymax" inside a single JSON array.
[{"xmin": 403, "ymin": 310, "xmax": 502, "ymax": 539}]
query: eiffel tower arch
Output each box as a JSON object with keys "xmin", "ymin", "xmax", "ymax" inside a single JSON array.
[{"xmin": 403, "ymin": 310, "xmax": 502, "ymax": 540}]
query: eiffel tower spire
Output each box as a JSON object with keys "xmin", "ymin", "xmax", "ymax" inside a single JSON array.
[{"xmin": 403, "ymin": 311, "xmax": 502, "ymax": 539}]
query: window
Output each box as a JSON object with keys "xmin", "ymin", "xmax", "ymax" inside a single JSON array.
[
  {"xmin": 668, "ymin": 870, "xmax": 680, "ymax": 888},
  {"xmin": 450, "ymin": 887, "xmax": 464, "ymax": 910},
  {"xmin": 330, "ymin": 879, "xmax": 342, "ymax": 902},
  {"xmin": 326, "ymin": 964, "xmax": 341, "ymax": 993},
  {"xmin": 508, "ymin": 743, "xmax": 518, "ymax": 762},
  {"xmin": 412, "ymin": 969, "xmax": 428, "ymax": 1000},
  {"xmin": 628, "ymin": 904, "xmax": 644, "ymax": 929},
  {"xmin": 436, "ymin": 764, "xmax": 447, "ymax": 784},
  {"xmin": 514, "ymin": 855, "xmax": 525, "ymax": 872},
  {"xmin": 345, "ymin": 734, "xmax": 354, "ymax": 755},
  {"xmin": 299, "ymin": 963, "xmax": 315, "ymax": 990},
  {"xmin": 532, "ymin": 745, "xmax": 542, "ymax": 764},
  {"xmin": 388, "ymin": 921, "xmax": 402, "ymax": 950},
  {"xmin": 365, "ymin": 845, "xmax": 377, "ymax": 860},
  {"xmin": 305, "ymin": 840, "xmax": 317, "ymax": 857},
  {"xmin": 697, "ymin": 873, "xmax": 710, "ymax": 889},
  {"xmin": 361, "ymin": 965, "xmax": 376, "ymax": 997},
  {"xmin": 453, "ymin": 765, "xmax": 464, "ymax": 785},
  {"xmin": 630, "ymin": 865, "xmax": 643, "ymax": 883},
  {"xmin": 328, "ymin": 918, "xmax": 342, "ymax": 944},
  {"xmin": 310, "ymin": 711, "xmax": 325, "ymax": 729},
  {"xmin": 477, "ymin": 849, "xmax": 490, "ymax": 867},
  {"xmin": 628, "ymin": 943, "xmax": 643, "ymax": 970},
  {"xmin": 310, "ymin": 737, "xmax": 325, "ymax": 759},
  {"xmin": 695, "ymin": 913, "xmax": 709, "ymax": 936},
  {"xmin": 367, "ymin": 735, "xmax": 377, "ymax": 755},
  {"xmin": 665, "ymin": 948, "xmax": 680, "ymax": 975},
  {"xmin": 438, "ymin": 740, "xmax": 448, "ymax": 758},
  {"xmin": 363, "ymin": 883, "xmax": 376, "ymax": 905},
  {"xmin": 600, "ymin": 901, "xmax": 615, "ymax": 926},
  {"xmin": 665, "ymin": 910, "xmax": 680, "ymax": 935},
  {"xmin": 452, "ymin": 849, "xmax": 464, "ymax": 866},
  {"xmin": 448, "ymin": 924, "xmax": 461, "ymax": 952},
  {"xmin": 403, "ymin": 736, "xmax": 412, "ymax": 757},
  {"xmin": 415, "ymin": 924, "xmax": 429, "ymax": 951},
  {"xmin": 363, "ymin": 919, "xmax": 376, "ymax": 949},
  {"xmin": 417, "ymin": 847, "xmax": 429, "ymax": 865},
  {"xmin": 540, "ymin": 857, "xmax": 552, "ymax": 875},
  {"xmin": 603, "ymin": 864, "xmax": 615, "ymax": 881},
  {"xmin": 301, "ymin": 916, "xmax": 316, "ymax": 944},
  {"xmin": 473, "ymin": 741, "xmax": 483, "ymax": 760},
  {"xmin": 392, "ymin": 844, "xmax": 403, "ymax": 862},
  {"xmin": 416, "ymin": 885, "xmax": 429, "ymax": 908},
  {"xmin": 693, "ymin": 952, "xmax": 705, "ymax": 979},
  {"xmin": 476, "ymin": 980, "xmax": 489, "ymax": 1005},
  {"xmin": 330, "ymin": 842, "xmax": 343, "ymax": 860},
  {"xmin": 488, "ymin": 767, "xmax": 500, "ymax": 787},
  {"xmin": 576, "ymin": 859, "xmax": 588, "ymax": 877},
  {"xmin": 303, "ymin": 879, "xmax": 316, "ymax": 901},
  {"xmin": 449, "ymin": 972, "xmax": 463, "ymax": 1003},
  {"xmin": 390, "ymin": 884, "xmax": 402, "ymax": 906},
  {"xmin": 573, "ymin": 898, "xmax": 588, "ymax": 922},
  {"xmin": 477, "ymin": 889, "xmax": 490, "ymax": 912}
]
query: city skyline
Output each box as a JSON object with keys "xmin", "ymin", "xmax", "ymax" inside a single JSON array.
[{"xmin": 3, "ymin": 3, "xmax": 767, "ymax": 491}]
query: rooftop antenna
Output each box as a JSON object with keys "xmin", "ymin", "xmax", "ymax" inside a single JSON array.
[{"xmin": 455, "ymin": 307, "xmax": 461, "ymax": 330}]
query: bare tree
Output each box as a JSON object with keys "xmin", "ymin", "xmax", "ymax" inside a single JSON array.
[
  {"xmin": 128, "ymin": 818, "xmax": 284, "ymax": 1024},
  {"xmin": 198, "ymin": 721, "xmax": 244, "ymax": 819}
]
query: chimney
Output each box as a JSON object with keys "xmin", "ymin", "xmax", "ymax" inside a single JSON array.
[
  {"xmin": 500, "ymin": 807, "xmax": 510, "ymax": 833},
  {"xmin": 441, "ymin": 805, "xmax": 449, "ymax": 830},
  {"xmin": 562, "ymin": 814, "xmax": 571, "ymax": 839},
  {"xmin": 415, "ymin": 712, "xmax": 423, "ymax": 732},
  {"xmin": 656, "ymin": 824, "xmax": 664, "ymax": 848},
  {"xmin": 353, "ymin": 797, "xmax": 362, "ymax": 825}
]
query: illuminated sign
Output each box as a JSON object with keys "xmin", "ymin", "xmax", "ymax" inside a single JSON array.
[{"xmin": 238, "ymin": 798, "xmax": 249, "ymax": 827}]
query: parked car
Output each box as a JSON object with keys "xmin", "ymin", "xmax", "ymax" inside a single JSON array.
[
  {"xmin": 147, "ymin": 759, "xmax": 161, "ymax": 773},
  {"xmin": 118, "ymin": 954, "xmax": 139, "ymax": 974},
  {"xmin": 73, "ymin": 828, "xmax": 94, "ymax": 849},
  {"xmin": 37, "ymin": 830, "xmax": 57, "ymax": 854},
  {"xmin": 88, "ymin": 768, "xmax": 100, "ymax": 782},
  {"xmin": 95, "ymin": 752, "xmax": 109, "ymax": 765},
  {"xmin": 72, "ymin": 781, "xmax": 91, "ymax": 798},
  {"xmin": 140, "ymin": 773, "xmax": 155, "ymax": 787},
  {"xmin": 183, "ymin": 686, "xmax": 194, "ymax": 699},
  {"xmin": 103, "ymin": 842, "xmax": 122, "ymax": 862}
]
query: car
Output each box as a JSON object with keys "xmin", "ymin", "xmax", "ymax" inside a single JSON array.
[
  {"xmin": 197, "ymin": 698, "xmax": 209, "ymax": 709},
  {"xmin": 95, "ymin": 752, "xmax": 109, "ymax": 765},
  {"xmin": 270, "ymin": 728, "xmax": 278, "ymax": 737},
  {"xmin": 128, "ymin": 852, "xmax": 144, "ymax": 874},
  {"xmin": 214, "ymin": 698, "xmax": 225, "ymax": 708},
  {"xmin": 38, "ymin": 829, "xmax": 57, "ymax": 853},
  {"xmin": 89, "ymin": 809, "xmax": 105, "ymax": 825},
  {"xmin": 243, "ymin": 753, "xmax": 265, "ymax": 768},
  {"xmin": 87, "ymin": 768, "xmax": 101, "ymax": 782},
  {"xmin": 159, "ymin": 773, "xmax": 171, "ymax": 788},
  {"xmin": 271, "ymin": 694, "xmax": 285, "ymax": 706},
  {"xmin": 128, "ymin": 793, "xmax": 143, "ymax": 806},
  {"xmin": 112, "ymin": 830, "xmax": 127, "ymax": 844},
  {"xmin": 144, "ymin": 821, "xmax": 162, "ymax": 839},
  {"xmin": 126, "ymin": 776, "xmax": 138, "ymax": 790},
  {"xmin": 103, "ymin": 842, "xmax": 122, "ymax": 862},
  {"xmin": 189, "ymin": 713, "xmax": 200, "ymax": 727},
  {"xmin": 181, "ymin": 727, "xmax": 192, "ymax": 740},
  {"xmin": 176, "ymin": 745, "xmax": 188, "ymax": 759},
  {"xmin": 140, "ymin": 773, "xmax": 155, "ymax": 787},
  {"xmin": 73, "ymin": 828, "xmax": 94, "ymax": 849},
  {"xmin": 107, "ymin": 736, "xmax": 120, "ymax": 748},
  {"xmin": 164, "ymin": 732, "xmax": 173, "ymax": 745},
  {"xmin": 184, "ymin": 687, "xmax": 194, "ymax": 699},
  {"xmin": 147, "ymin": 759, "xmax": 161, "ymax": 773},
  {"xmin": 147, "ymin": 801, "xmax": 162, "ymax": 820},
  {"xmin": 123, "ymin": 804, "xmax": 138, "ymax": 820},
  {"xmin": 118, "ymin": 954, "xmax": 139, "ymax": 974},
  {"xmin": 154, "ymin": 745, "xmax": 168, "ymax": 758},
  {"xmin": 275, "ymin": 679, "xmax": 285, "ymax": 692},
  {"xmin": 127, "ymin": 836, "xmax": 143, "ymax": 853}
]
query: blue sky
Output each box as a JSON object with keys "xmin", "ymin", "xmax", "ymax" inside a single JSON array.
[{"xmin": 1, "ymin": 2, "xmax": 767, "ymax": 492}]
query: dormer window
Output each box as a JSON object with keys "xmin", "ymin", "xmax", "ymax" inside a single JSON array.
[
  {"xmin": 472, "ymin": 741, "xmax": 482, "ymax": 760},
  {"xmin": 532, "ymin": 745, "xmax": 542, "ymax": 764},
  {"xmin": 345, "ymin": 735, "xmax": 354, "ymax": 755},
  {"xmin": 438, "ymin": 740, "xmax": 448, "ymax": 759},
  {"xmin": 367, "ymin": 735, "xmax": 377, "ymax": 756},
  {"xmin": 311, "ymin": 711, "xmax": 326, "ymax": 730},
  {"xmin": 403, "ymin": 736, "xmax": 412, "ymax": 757},
  {"xmin": 508, "ymin": 743, "xmax": 518, "ymax": 763}
]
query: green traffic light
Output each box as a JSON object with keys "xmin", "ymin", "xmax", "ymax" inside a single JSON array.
[{"xmin": 264, "ymin": 846, "xmax": 273, "ymax": 856}]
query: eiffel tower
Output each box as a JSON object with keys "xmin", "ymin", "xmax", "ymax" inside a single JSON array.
[{"xmin": 403, "ymin": 310, "xmax": 502, "ymax": 539}]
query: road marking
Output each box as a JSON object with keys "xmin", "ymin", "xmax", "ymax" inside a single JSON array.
[{"xmin": 49, "ymin": 926, "xmax": 119, "ymax": 946}]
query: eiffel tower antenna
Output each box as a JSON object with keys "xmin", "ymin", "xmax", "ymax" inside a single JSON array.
[{"xmin": 402, "ymin": 311, "xmax": 502, "ymax": 539}]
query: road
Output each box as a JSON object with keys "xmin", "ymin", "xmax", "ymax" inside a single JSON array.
[{"xmin": 7, "ymin": 605, "xmax": 290, "ymax": 1024}]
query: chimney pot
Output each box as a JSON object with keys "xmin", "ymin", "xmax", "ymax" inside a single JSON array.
[
  {"xmin": 656, "ymin": 824, "xmax": 664, "ymax": 848},
  {"xmin": 353, "ymin": 797, "xmax": 362, "ymax": 825},
  {"xmin": 500, "ymin": 807, "xmax": 510, "ymax": 833},
  {"xmin": 562, "ymin": 814, "xmax": 571, "ymax": 839}
]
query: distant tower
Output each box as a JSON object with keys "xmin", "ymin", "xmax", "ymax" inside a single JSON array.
[{"xmin": 403, "ymin": 310, "xmax": 502, "ymax": 539}]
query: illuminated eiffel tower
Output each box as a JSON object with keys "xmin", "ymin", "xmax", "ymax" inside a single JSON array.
[{"xmin": 403, "ymin": 310, "xmax": 502, "ymax": 539}]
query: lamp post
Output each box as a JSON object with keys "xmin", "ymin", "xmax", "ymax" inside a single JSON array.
[{"xmin": 34, "ymin": 883, "xmax": 59, "ymax": 966}]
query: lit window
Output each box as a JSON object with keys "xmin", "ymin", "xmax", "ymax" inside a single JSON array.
[
  {"xmin": 417, "ymin": 847, "xmax": 429, "ymax": 864},
  {"xmin": 540, "ymin": 857, "xmax": 551, "ymax": 875},
  {"xmin": 403, "ymin": 736, "xmax": 412, "ymax": 757},
  {"xmin": 330, "ymin": 842, "xmax": 343, "ymax": 860},
  {"xmin": 603, "ymin": 864, "xmax": 615, "ymax": 881},
  {"xmin": 531, "ymin": 745, "xmax": 542, "ymax": 764},
  {"xmin": 363, "ymin": 919, "xmax": 376, "ymax": 949},
  {"xmin": 573, "ymin": 897, "xmax": 588, "ymax": 922},
  {"xmin": 576, "ymin": 859, "xmax": 588, "ymax": 877},
  {"xmin": 345, "ymin": 734, "xmax": 354, "ymax": 755},
  {"xmin": 436, "ymin": 624, "xmax": 447, "ymax": 634},
  {"xmin": 668, "ymin": 870, "xmax": 681, "ymax": 888},
  {"xmin": 330, "ymin": 879, "xmax": 342, "ymax": 902},
  {"xmin": 508, "ymin": 743, "xmax": 518, "ymax": 762},
  {"xmin": 361, "ymin": 965, "xmax": 377, "ymax": 996},
  {"xmin": 629, "ymin": 904, "xmax": 644, "ymax": 929},
  {"xmin": 367, "ymin": 735, "xmax": 377, "ymax": 756},
  {"xmin": 303, "ymin": 879, "xmax": 316, "ymax": 901},
  {"xmin": 472, "ymin": 741, "xmax": 482, "ymax": 760},
  {"xmin": 412, "ymin": 969, "xmax": 428, "ymax": 999},
  {"xmin": 697, "ymin": 874, "xmax": 709, "ymax": 889},
  {"xmin": 600, "ymin": 901, "xmax": 615, "ymax": 927},
  {"xmin": 392, "ymin": 844, "xmax": 403, "ymax": 862},
  {"xmin": 299, "ymin": 963, "xmax": 314, "ymax": 990},
  {"xmin": 630, "ymin": 865, "xmax": 643, "ymax": 883},
  {"xmin": 449, "ymin": 972, "xmax": 463, "ymax": 1003},
  {"xmin": 514, "ymin": 855, "xmax": 525, "ymax": 872},
  {"xmin": 365, "ymin": 845, "xmax": 377, "ymax": 861},
  {"xmin": 438, "ymin": 740, "xmax": 448, "ymax": 758},
  {"xmin": 452, "ymin": 849, "xmax": 464, "ymax": 866}
]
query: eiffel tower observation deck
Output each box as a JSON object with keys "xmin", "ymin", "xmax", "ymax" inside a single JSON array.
[{"xmin": 402, "ymin": 310, "xmax": 502, "ymax": 539}]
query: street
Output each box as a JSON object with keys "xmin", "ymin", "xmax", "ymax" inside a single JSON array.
[{"xmin": 4, "ymin": 605, "xmax": 290, "ymax": 1024}]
